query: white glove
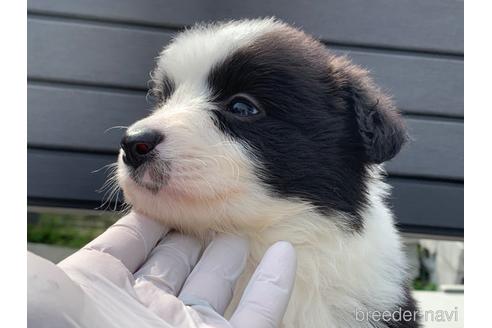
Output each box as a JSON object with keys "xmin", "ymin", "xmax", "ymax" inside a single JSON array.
[{"xmin": 27, "ymin": 211, "xmax": 297, "ymax": 328}]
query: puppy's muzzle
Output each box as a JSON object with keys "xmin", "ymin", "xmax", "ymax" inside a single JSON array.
[{"xmin": 120, "ymin": 129, "xmax": 163, "ymax": 169}]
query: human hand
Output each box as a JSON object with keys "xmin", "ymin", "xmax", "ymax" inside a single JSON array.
[{"xmin": 27, "ymin": 211, "xmax": 297, "ymax": 328}]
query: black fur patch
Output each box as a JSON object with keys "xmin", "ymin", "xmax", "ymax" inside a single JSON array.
[
  {"xmin": 207, "ymin": 26, "xmax": 406, "ymax": 230},
  {"xmin": 206, "ymin": 27, "xmax": 395, "ymax": 230}
]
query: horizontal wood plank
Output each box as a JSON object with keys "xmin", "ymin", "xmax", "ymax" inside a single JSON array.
[
  {"xmin": 27, "ymin": 17, "xmax": 463, "ymax": 117},
  {"xmin": 27, "ymin": 17, "xmax": 173, "ymax": 89},
  {"xmin": 27, "ymin": 149, "xmax": 463, "ymax": 235},
  {"xmin": 27, "ymin": 83, "xmax": 463, "ymax": 180},
  {"xmin": 28, "ymin": 0, "xmax": 463, "ymax": 54},
  {"xmin": 386, "ymin": 118, "xmax": 463, "ymax": 180},
  {"xmin": 27, "ymin": 83, "xmax": 147, "ymax": 152},
  {"xmin": 389, "ymin": 178, "xmax": 463, "ymax": 234},
  {"xmin": 28, "ymin": 149, "xmax": 117, "ymax": 204}
]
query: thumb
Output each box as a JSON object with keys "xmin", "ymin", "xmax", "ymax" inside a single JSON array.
[{"xmin": 230, "ymin": 241, "xmax": 297, "ymax": 328}]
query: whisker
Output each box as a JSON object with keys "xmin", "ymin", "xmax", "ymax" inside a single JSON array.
[
  {"xmin": 96, "ymin": 174, "xmax": 119, "ymax": 193},
  {"xmin": 102, "ymin": 185, "xmax": 120, "ymax": 211},
  {"xmin": 92, "ymin": 162, "xmax": 118, "ymax": 174},
  {"xmin": 96, "ymin": 163, "xmax": 122, "ymax": 211},
  {"xmin": 104, "ymin": 126, "xmax": 129, "ymax": 134},
  {"xmin": 113, "ymin": 189, "xmax": 120, "ymax": 212}
]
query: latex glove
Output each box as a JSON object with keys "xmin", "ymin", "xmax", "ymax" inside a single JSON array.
[{"xmin": 27, "ymin": 211, "xmax": 297, "ymax": 328}]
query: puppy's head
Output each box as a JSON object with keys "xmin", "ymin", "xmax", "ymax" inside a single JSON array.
[{"xmin": 117, "ymin": 19, "xmax": 407, "ymax": 233}]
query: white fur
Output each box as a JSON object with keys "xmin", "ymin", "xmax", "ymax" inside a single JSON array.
[
  {"xmin": 153, "ymin": 18, "xmax": 282, "ymax": 95},
  {"xmin": 118, "ymin": 19, "xmax": 410, "ymax": 327},
  {"xmin": 229, "ymin": 176, "xmax": 408, "ymax": 328}
]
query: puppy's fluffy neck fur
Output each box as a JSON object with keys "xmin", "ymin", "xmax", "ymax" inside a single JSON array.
[{"xmin": 228, "ymin": 175, "xmax": 407, "ymax": 328}]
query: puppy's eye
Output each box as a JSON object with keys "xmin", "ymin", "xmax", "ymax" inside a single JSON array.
[{"xmin": 227, "ymin": 97, "xmax": 260, "ymax": 117}]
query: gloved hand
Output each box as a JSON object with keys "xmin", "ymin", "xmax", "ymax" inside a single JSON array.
[{"xmin": 27, "ymin": 211, "xmax": 297, "ymax": 328}]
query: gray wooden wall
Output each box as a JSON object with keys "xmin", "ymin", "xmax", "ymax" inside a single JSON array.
[{"xmin": 27, "ymin": 0, "xmax": 464, "ymax": 236}]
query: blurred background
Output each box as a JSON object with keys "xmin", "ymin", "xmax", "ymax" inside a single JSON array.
[{"xmin": 27, "ymin": 1, "xmax": 463, "ymax": 327}]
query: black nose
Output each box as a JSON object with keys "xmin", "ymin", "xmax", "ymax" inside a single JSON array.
[{"xmin": 120, "ymin": 129, "xmax": 163, "ymax": 169}]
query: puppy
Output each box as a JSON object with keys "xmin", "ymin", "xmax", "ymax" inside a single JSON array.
[{"xmin": 117, "ymin": 19, "xmax": 419, "ymax": 327}]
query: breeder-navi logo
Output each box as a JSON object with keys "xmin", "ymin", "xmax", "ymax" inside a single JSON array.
[{"xmin": 354, "ymin": 307, "xmax": 459, "ymax": 323}]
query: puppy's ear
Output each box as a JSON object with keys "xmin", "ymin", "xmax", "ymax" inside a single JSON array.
[{"xmin": 342, "ymin": 63, "xmax": 408, "ymax": 164}]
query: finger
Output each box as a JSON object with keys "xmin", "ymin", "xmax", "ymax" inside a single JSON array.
[
  {"xmin": 230, "ymin": 241, "xmax": 297, "ymax": 328},
  {"xmin": 178, "ymin": 234, "xmax": 249, "ymax": 315},
  {"xmin": 133, "ymin": 232, "xmax": 202, "ymax": 311},
  {"xmin": 59, "ymin": 211, "xmax": 168, "ymax": 287}
]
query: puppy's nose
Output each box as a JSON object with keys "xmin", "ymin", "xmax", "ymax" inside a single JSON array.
[{"xmin": 120, "ymin": 129, "xmax": 163, "ymax": 169}]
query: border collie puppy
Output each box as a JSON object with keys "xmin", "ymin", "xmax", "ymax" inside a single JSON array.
[{"xmin": 117, "ymin": 18, "xmax": 419, "ymax": 327}]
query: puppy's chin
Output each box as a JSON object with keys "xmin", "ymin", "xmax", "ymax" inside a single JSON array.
[
  {"xmin": 119, "ymin": 165, "xmax": 220, "ymax": 228},
  {"xmin": 134, "ymin": 173, "xmax": 166, "ymax": 194}
]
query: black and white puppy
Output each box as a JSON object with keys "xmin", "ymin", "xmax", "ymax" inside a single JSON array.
[{"xmin": 117, "ymin": 19, "xmax": 419, "ymax": 327}]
